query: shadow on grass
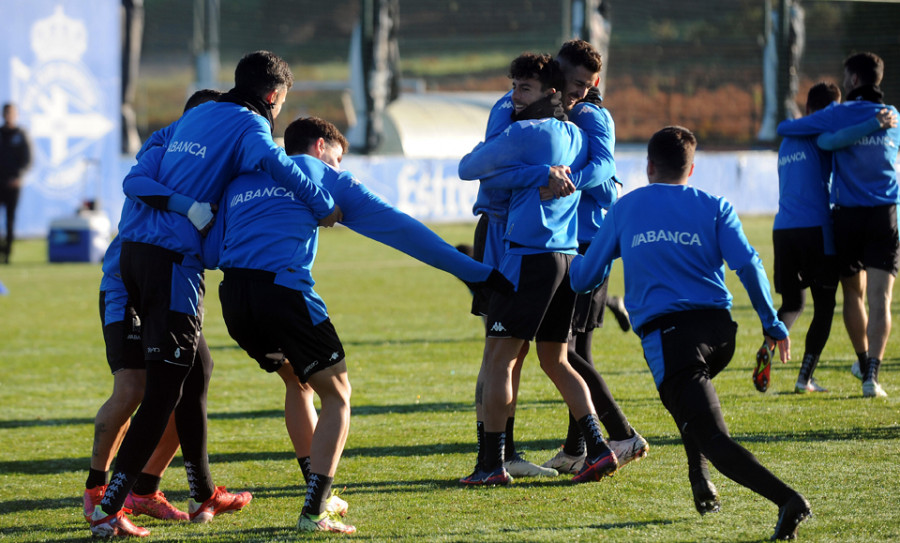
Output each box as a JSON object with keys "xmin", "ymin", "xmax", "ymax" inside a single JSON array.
[{"xmin": 4, "ymin": 423, "xmax": 898, "ymax": 478}]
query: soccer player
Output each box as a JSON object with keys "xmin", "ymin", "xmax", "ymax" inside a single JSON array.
[
  {"xmin": 458, "ymin": 52, "xmax": 618, "ymax": 486},
  {"xmin": 462, "ymin": 43, "xmax": 647, "ymax": 479},
  {"xmin": 210, "ymin": 116, "xmax": 511, "ymax": 533},
  {"xmin": 754, "ymin": 82, "xmax": 898, "ymax": 394},
  {"xmin": 83, "ymin": 89, "xmax": 224, "ymax": 526},
  {"xmin": 89, "ymin": 51, "xmax": 340, "ymax": 538},
  {"xmin": 777, "ymin": 52, "xmax": 900, "ymax": 398},
  {"xmin": 570, "ymin": 126, "xmax": 811, "ymax": 541}
]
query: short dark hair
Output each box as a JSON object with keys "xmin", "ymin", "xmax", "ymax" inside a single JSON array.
[
  {"xmin": 284, "ymin": 116, "xmax": 349, "ymax": 156},
  {"xmin": 806, "ymin": 82, "xmax": 840, "ymax": 113},
  {"xmin": 183, "ymin": 89, "xmax": 223, "ymax": 112},
  {"xmin": 508, "ymin": 52, "xmax": 564, "ymax": 93},
  {"xmin": 556, "ymin": 39, "xmax": 602, "ymax": 74},
  {"xmin": 844, "ymin": 52, "xmax": 884, "ymax": 86},
  {"xmin": 648, "ymin": 126, "xmax": 697, "ymax": 181},
  {"xmin": 234, "ymin": 50, "xmax": 294, "ymax": 98}
]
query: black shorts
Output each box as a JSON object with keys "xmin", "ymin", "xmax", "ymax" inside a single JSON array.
[
  {"xmin": 219, "ymin": 269, "xmax": 345, "ymax": 383},
  {"xmin": 772, "ymin": 226, "xmax": 838, "ymax": 293},
  {"xmin": 833, "ymin": 205, "xmax": 900, "ymax": 276},
  {"xmin": 470, "ymin": 214, "xmax": 507, "ymax": 317},
  {"xmin": 571, "ymin": 242, "xmax": 608, "ymax": 333},
  {"xmin": 486, "ymin": 252, "xmax": 574, "ymax": 343},
  {"xmin": 120, "ymin": 242, "xmax": 204, "ymax": 367},
  {"xmin": 99, "ymin": 290, "xmax": 144, "ymax": 373},
  {"xmin": 639, "ymin": 308, "xmax": 738, "ymax": 389}
]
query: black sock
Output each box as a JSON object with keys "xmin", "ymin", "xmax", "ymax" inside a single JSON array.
[
  {"xmin": 576, "ymin": 413, "xmax": 611, "ymax": 459},
  {"xmin": 857, "ymin": 351, "xmax": 869, "ymax": 375},
  {"xmin": 100, "ymin": 471, "xmax": 138, "ymax": 514},
  {"xmin": 504, "ymin": 417, "xmax": 517, "ymax": 459},
  {"xmin": 298, "ymin": 456, "xmax": 311, "ymax": 485},
  {"xmin": 132, "ymin": 473, "xmax": 162, "ymax": 496},
  {"xmin": 865, "ymin": 357, "xmax": 881, "ymax": 381},
  {"xmin": 797, "ymin": 353, "xmax": 819, "ymax": 383},
  {"xmin": 475, "ymin": 421, "xmax": 485, "ymax": 470},
  {"xmin": 302, "ymin": 473, "xmax": 334, "ymax": 516},
  {"xmin": 184, "ymin": 459, "xmax": 214, "ymax": 503},
  {"xmin": 86, "ymin": 468, "xmax": 108, "ymax": 489},
  {"xmin": 562, "ymin": 412, "xmax": 585, "ymax": 456},
  {"xmin": 483, "ymin": 431, "xmax": 505, "ymax": 471}
]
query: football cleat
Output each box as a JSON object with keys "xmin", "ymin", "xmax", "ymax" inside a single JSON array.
[
  {"xmin": 794, "ymin": 378, "xmax": 828, "ymax": 394},
  {"xmin": 125, "ymin": 490, "xmax": 189, "ymax": 521},
  {"xmin": 188, "ymin": 486, "xmax": 252, "ymax": 523},
  {"xmin": 83, "ymin": 485, "xmax": 107, "ymax": 523},
  {"xmin": 771, "ymin": 494, "xmax": 811, "ymax": 540},
  {"xmin": 850, "ymin": 360, "xmax": 863, "ymax": 380},
  {"xmin": 541, "ymin": 448, "xmax": 586, "ymax": 475},
  {"xmin": 862, "ymin": 378, "xmax": 887, "ymax": 398},
  {"xmin": 325, "ymin": 492, "xmax": 349, "ymax": 517},
  {"xmin": 609, "ymin": 432, "xmax": 649, "ymax": 469},
  {"xmin": 459, "ymin": 466, "xmax": 513, "ymax": 486},
  {"xmin": 691, "ymin": 479, "xmax": 721, "ymax": 516},
  {"xmin": 753, "ymin": 343, "xmax": 775, "ymax": 392},
  {"xmin": 572, "ymin": 449, "xmax": 618, "ymax": 483},
  {"xmin": 90, "ymin": 507, "xmax": 150, "ymax": 538},
  {"xmin": 504, "ymin": 452, "xmax": 558, "ymax": 477},
  {"xmin": 297, "ymin": 510, "xmax": 356, "ymax": 534}
]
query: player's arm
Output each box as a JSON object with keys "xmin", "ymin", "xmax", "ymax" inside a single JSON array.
[
  {"xmin": 336, "ymin": 172, "xmax": 511, "ymax": 292},
  {"xmin": 135, "ymin": 122, "xmax": 175, "ymax": 161},
  {"xmin": 816, "ymin": 108, "xmax": 898, "ymax": 150},
  {"xmin": 570, "ymin": 207, "xmax": 620, "ymax": 293},
  {"xmin": 122, "ymin": 146, "xmax": 216, "ymax": 234},
  {"xmin": 776, "ymin": 106, "xmax": 836, "ymax": 137},
  {"xmin": 238, "ymin": 117, "xmax": 339, "ymax": 223},
  {"xmin": 567, "ymin": 104, "xmax": 617, "ymax": 197},
  {"xmin": 716, "ymin": 199, "xmax": 790, "ymax": 358}
]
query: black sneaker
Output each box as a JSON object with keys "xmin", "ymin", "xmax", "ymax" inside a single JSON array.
[
  {"xmin": 771, "ymin": 494, "xmax": 811, "ymax": 540},
  {"xmin": 691, "ymin": 479, "xmax": 720, "ymax": 515}
]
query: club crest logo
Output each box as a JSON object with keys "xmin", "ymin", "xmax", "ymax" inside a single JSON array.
[{"xmin": 10, "ymin": 6, "xmax": 114, "ymax": 200}]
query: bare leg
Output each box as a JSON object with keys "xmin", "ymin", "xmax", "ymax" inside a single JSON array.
[
  {"xmin": 841, "ymin": 272, "xmax": 868, "ymax": 354},
  {"xmin": 865, "ymin": 269, "xmax": 895, "ymax": 361}
]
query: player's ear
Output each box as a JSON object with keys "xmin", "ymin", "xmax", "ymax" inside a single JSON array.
[
  {"xmin": 264, "ymin": 89, "xmax": 279, "ymax": 107},
  {"xmin": 687, "ymin": 163, "xmax": 695, "ymax": 178}
]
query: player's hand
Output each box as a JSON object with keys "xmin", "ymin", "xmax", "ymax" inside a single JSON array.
[
  {"xmin": 548, "ymin": 165, "xmax": 575, "ymax": 198},
  {"xmin": 766, "ymin": 335, "xmax": 791, "ymax": 364},
  {"xmin": 539, "ymin": 186, "xmax": 554, "ymax": 201},
  {"xmin": 187, "ymin": 201, "xmax": 215, "ymax": 235},
  {"xmin": 877, "ymin": 108, "xmax": 897, "ymax": 129},
  {"xmin": 318, "ymin": 205, "xmax": 343, "ymax": 228}
]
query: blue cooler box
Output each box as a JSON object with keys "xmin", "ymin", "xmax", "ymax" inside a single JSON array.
[{"xmin": 48, "ymin": 212, "xmax": 111, "ymax": 263}]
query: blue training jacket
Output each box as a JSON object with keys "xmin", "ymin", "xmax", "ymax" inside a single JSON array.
[
  {"xmin": 460, "ymin": 117, "xmax": 588, "ymax": 254},
  {"xmin": 570, "ymin": 183, "xmax": 787, "ymax": 341},
  {"xmin": 777, "ymin": 100, "xmax": 900, "ymax": 207},
  {"xmin": 117, "ymin": 100, "xmax": 335, "ymax": 260},
  {"xmin": 212, "ymin": 154, "xmax": 494, "ymax": 294}
]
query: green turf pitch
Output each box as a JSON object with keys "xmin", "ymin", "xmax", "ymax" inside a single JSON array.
[{"xmin": 0, "ymin": 217, "xmax": 897, "ymax": 542}]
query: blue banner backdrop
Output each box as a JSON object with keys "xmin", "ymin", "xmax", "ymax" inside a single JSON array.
[{"xmin": 1, "ymin": 1, "xmax": 122, "ymax": 238}]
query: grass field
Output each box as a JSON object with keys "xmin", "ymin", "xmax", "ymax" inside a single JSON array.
[{"xmin": 0, "ymin": 217, "xmax": 898, "ymax": 542}]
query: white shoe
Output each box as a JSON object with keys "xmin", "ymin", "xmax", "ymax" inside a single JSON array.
[
  {"xmin": 851, "ymin": 361, "xmax": 863, "ymax": 380},
  {"xmin": 541, "ymin": 448, "xmax": 586, "ymax": 475},
  {"xmin": 325, "ymin": 493, "xmax": 348, "ymax": 517},
  {"xmin": 794, "ymin": 378, "xmax": 828, "ymax": 394},
  {"xmin": 504, "ymin": 453, "xmax": 558, "ymax": 477},
  {"xmin": 863, "ymin": 378, "xmax": 887, "ymax": 398},
  {"xmin": 609, "ymin": 432, "xmax": 650, "ymax": 468}
]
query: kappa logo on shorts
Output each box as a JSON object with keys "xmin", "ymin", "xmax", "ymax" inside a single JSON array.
[
  {"xmin": 174, "ymin": 348, "xmax": 181, "ymax": 359},
  {"xmin": 490, "ymin": 321, "xmax": 507, "ymax": 333},
  {"xmin": 330, "ymin": 352, "xmax": 340, "ymax": 361}
]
